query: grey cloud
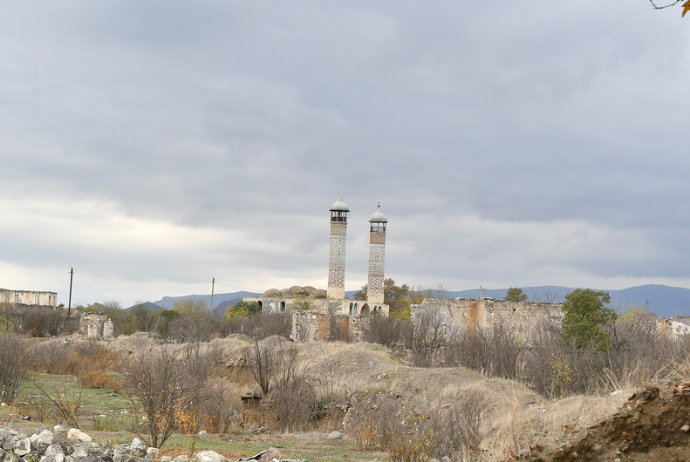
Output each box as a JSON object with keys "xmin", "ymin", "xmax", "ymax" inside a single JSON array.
[{"xmin": 1, "ymin": 1, "xmax": 689, "ymax": 305}]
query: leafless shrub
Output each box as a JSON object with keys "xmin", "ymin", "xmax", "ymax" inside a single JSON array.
[
  {"xmin": 33, "ymin": 341, "xmax": 75, "ymax": 375},
  {"xmin": 246, "ymin": 337, "xmax": 275, "ymax": 395},
  {"xmin": 0, "ymin": 333, "xmax": 32, "ymax": 403},
  {"xmin": 123, "ymin": 343, "xmax": 213, "ymax": 448},
  {"xmin": 245, "ymin": 336, "xmax": 320, "ymax": 431},
  {"xmin": 168, "ymin": 316, "xmax": 213, "ymax": 343},
  {"xmin": 33, "ymin": 341, "xmax": 121, "ymax": 391},
  {"xmin": 442, "ymin": 321, "xmax": 522, "ymax": 380},
  {"xmin": 271, "ymin": 376, "xmax": 317, "ymax": 432},
  {"xmin": 487, "ymin": 321, "xmax": 523, "ymax": 379},
  {"xmin": 31, "ymin": 381, "xmax": 83, "ymax": 428},
  {"xmin": 349, "ymin": 389, "xmax": 491, "ymax": 461},
  {"xmin": 521, "ymin": 320, "xmax": 610, "ymax": 398},
  {"xmin": 20, "ymin": 307, "xmax": 65, "ymax": 337},
  {"xmin": 604, "ymin": 310, "xmax": 678, "ymax": 389},
  {"xmin": 364, "ymin": 315, "xmax": 411, "ymax": 348},
  {"xmin": 411, "ymin": 307, "xmax": 448, "ymax": 367},
  {"xmin": 241, "ymin": 312, "xmax": 292, "ymax": 339},
  {"xmin": 444, "ymin": 327, "xmax": 489, "ymax": 372},
  {"xmin": 328, "ymin": 313, "xmax": 350, "ymax": 342},
  {"xmin": 200, "ymin": 382, "xmax": 239, "ymax": 433}
]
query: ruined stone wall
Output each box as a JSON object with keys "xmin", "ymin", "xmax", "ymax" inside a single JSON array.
[
  {"xmin": 291, "ymin": 311, "xmax": 369, "ymax": 343},
  {"xmin": 0, "ymin": 288, "xmax": 58, "ymax": 308},
  {"xmin": 79, "ymin": 313, "xmax": 114, "ymax": 340},
  {"xmin": 411, "ymin": 298, "xmax": 563, "ymax": 343},
  {"xmin": 291, "ymin": 311, "xmax": 321, "ymax": 342},
  {"xmin": 662, "ymin": 317, "xmax": 690, "ymax": 340},
  {"xmin": 244, "ymin": 296, "xmax": 331, "ymax": 314}
]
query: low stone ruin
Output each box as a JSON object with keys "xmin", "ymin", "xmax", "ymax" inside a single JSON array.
[{"xmin": 78, "ymin": 313, "xmax": 114, "ymax": 340}]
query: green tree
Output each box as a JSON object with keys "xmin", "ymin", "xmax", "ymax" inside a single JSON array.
[
  {"xmin": 0, "ymin": 313, "xmax": 16, "ymax": 332},
  {"xmin": 225, "ymin": 301, "xmax": 261, "ymax": 320},
  {"xmin": 354, "ymin": 279, "xmax": 415, "ymax": 318},
  {"xmin": 505, "ymin": 287, "xmax": 528, "ymax": 303},
  {"xmin": 561, "ymin": 289, "xmax": 616, "ymax": 352},
  {"xmin": 157, "ymin": 309, "xmax": 181, "ymax": 339}
]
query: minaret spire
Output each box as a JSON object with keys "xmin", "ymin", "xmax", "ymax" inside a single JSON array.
[
  {"xmin": 366, "ymin": 203, "xmax": 388, "ymax": 307},
  {"xmin": 327, "ymin": 198, "xmax": 349, "ymax": 300}
]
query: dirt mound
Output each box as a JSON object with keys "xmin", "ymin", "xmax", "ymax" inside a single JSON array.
[{"xmin": 535, "ymin": 384, "xmax": 690, "ymax": 462}]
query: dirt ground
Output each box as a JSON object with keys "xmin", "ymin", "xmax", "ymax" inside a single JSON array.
[
  {"xmin": 30, "ymin": 335, "xmax": 690, "ymax": 461},
  {"xmin": 534, "ymin": 384, "xmax": 690, "ymax": 462}
]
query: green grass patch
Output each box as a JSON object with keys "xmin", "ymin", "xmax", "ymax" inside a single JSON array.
[{"xmin": 4, "ymin": 372, "xmax": 134, "ymax": 432}]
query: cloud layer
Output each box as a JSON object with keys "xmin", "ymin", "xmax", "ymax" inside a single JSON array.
[{"xmin": 1, "ymin": 1, "xmax": 689, "ymax": 307}]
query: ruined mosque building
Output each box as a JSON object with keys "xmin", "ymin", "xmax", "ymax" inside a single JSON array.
[
  {"xmin": 246, "ymin": 199, "xmax": 390, "ymax": 317},
  {"xmin": 246, "ymin": 198, "xmax": 570, "ymax": 342}
]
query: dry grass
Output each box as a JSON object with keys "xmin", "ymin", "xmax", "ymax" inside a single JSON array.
[{"xmin": 27, "ymin": 334, "xmax": 640, "ymax": 461}]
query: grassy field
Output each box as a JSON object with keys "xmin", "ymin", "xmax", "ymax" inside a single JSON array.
[{"xmin": 0, "ymin": 371, "xmax": 386, "ymax": 462}]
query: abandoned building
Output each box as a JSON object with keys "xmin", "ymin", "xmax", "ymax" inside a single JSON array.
[
  {"xmin": 0, "ymin": 288, "xmax": 58, "ymax": 308},
  {"xmin": 242, "ymin": 200, "xmax": 391, "ymax": 342},
  {"xmin": 79, "ymin": 312, "xmax": 115, "ymax": 340},
  {"xmin": 248, "ymin": 200, "xmax": 389, "ymax": 316},
  {"xmin": 410, "ymin": 297, "xmax": 564, "ymax": 344}
]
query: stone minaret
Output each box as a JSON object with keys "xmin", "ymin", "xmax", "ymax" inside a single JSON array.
[
  {"xmin": 366, "ymin": 203, "xmax": 387, "ymax": 306},
  {"xmin": 327, "ymin": 198, "xmax": 349, "ymax": 300}
]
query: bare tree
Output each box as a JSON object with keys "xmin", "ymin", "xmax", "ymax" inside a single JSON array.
[
  {"xmin": 270, "ymin": 340, "xmax": 315, "ymax": 431},
  {"xmin": 246, "ymin": 334, "xmax": 275, "ymax": 395},
  {"xmin": 124, "ymin": 343, "xmax": 213, "ymax": 448},
  {"xmin": 411, "ymin": 306, "xmax": 448, "ymax": 367},
  {"xmin": 0, "ymin": 333, "xmax": 32, "ymax": 403}
]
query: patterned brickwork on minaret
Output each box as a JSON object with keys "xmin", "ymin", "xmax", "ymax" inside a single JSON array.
[
  {"xmin": 327, "ymin": 199, "xmax": 349, "ymax": 300},
  {"xmin": 367, "ymin": 203, "xmax": 387, "ymax": 306}
]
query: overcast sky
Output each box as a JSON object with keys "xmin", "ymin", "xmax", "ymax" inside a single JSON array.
[{"xmin": 1, "ymin": 1, "xmax": 689, "ymax": 308}]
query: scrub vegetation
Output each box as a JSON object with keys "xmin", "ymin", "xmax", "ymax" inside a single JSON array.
[{"xmin": 1, "ymin": 293, "xmax": 690, "ymax": 461}]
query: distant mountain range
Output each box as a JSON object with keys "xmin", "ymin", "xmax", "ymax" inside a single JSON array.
[
  {"xmin": 152, "ymin": 291, "xmax": 261, "ymax": 310},
  {"xmin": 122, "ymin": 285, "xmax": 690, "ymax": 318}
]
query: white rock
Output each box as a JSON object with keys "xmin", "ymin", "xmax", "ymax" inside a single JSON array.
[
  {"xmin": 192, "ymin": 450, "xmax": 225, "ymax": 462},
  {"xmin": 147, "ymin": 447, "xmax": 160, "ymax": 459},
  {"xmin": 37, "ymin": 429, "xmax": 54, "ymax": 445},
  {"xmin": 327, "ymin": 431, "xmax": 343, "ymax": 440},
  {"xmin": 71, "ymin": 447, "xmax": 89, "ymax": 458},
  {"xmin": 130, "ymin": 437, "xmax": 147, "ymax": 457},
  {"xmin": 13, "ymin": 437, "xmax": 32, "ymax": 456},
  {"xmin": 43, "ymin": 443, "xmax": 65, "ymax": 462},
  {"xmin": 67, "ymin": 428, "xmax": 92, "ymax": 443}
]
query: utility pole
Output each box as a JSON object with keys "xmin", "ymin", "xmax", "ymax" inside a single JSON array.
[
  {"xmin": 210, "ymin": 277, "xmax": 215, "ymax": 311},
  {"xmin": 68, "ymin": 267, "xmax": 74, "ymax": 318}
]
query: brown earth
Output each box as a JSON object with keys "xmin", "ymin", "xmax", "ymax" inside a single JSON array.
[
  {"xmin": 534, "ymin": 384, "xmax": 690, "ymax": 462},
  {"xmin": 50, "ymin": 334, "xmax": 690, "ymax": 461}
]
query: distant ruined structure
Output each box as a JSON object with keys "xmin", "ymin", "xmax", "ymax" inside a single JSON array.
[
  {"xmin": 244, "ymin": 199, "xmax": 390, "ymax": 342},
  {"xmin": 411, "ymin": 297, "xmax": 564, "ymax": 344},
  {"xmin": 247, "ymin": 200, "xmax": 690, "ymax": 345},
  {"xmin": 0, "ymin": 288, "xmax": 58, "ymax": 308},
  {"xmin": 660, "ymin": 317, "xmax": 690, "ymax": 340},
  {"xmin": 258, "ymin": 200, "xmax": 568, "ymax": 343},
  {"xmin": 79, "ymin": 312, "xmax": 115, "ymax": 340}
]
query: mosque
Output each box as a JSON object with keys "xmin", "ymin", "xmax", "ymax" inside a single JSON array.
[
  {"xmin": 244, "ymin": 198, "xmax": 390, "ymax": 320},
  {"xmin": 327, "ymin": 198, "xmax": 389, "ymax": 317}
]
